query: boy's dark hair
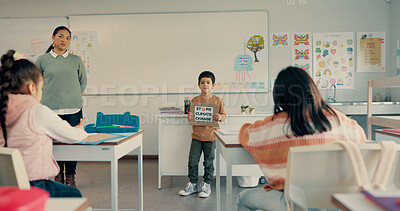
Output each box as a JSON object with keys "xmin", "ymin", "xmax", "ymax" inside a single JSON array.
[
  {"xmin": 0, "ymin": 50, "xmax": 42, "ymax": 147},
  {"xmin": 45, "ymin": 26, "xmax": 72, "ymax": 53},
  {"xmin": 273, "ymin": 66, "xmax": 338, "ymax": 137},
  {"xmin": 198, "ymin": 71, "xmax": 215, "ymax": 84}
]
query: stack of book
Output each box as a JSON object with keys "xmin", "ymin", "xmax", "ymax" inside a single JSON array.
[{"xmin": 159, "ymin": 107, "xmax": 183, "ymax": 114}]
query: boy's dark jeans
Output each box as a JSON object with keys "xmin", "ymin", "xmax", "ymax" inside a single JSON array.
[{"xmin": 188, "ymin": 139, "xmax": 216, "ymax": 185}]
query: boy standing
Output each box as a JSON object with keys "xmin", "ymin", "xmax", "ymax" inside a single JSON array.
[{"xmin": 179, "ymin": 71, "xmax": 226, "ymax": 198}]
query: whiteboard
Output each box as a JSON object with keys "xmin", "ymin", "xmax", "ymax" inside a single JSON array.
[
  {"xmin": 0, "ymin": 17, "xmax": 68, "ymax": 63},
  {"xmin": 69, "ymin": 11, "xmax": 269, "ymax": 94}
]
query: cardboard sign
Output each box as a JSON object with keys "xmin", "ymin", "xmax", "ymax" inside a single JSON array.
[{"xmin": 189, "ymin": 103, "xmax": 219, "ymax": 127}]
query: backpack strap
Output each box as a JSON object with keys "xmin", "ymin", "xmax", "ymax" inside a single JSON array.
[
  {"xmin": 372, "ymin": 141, "xmax": 397, "ymax": 190},
  {"xmin": 333, "ymin": 141, "xmax": 372, "ymax": 190}
]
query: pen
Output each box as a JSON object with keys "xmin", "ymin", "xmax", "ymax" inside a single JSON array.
[
  {"xmin": 78, "ymin": 116, "xmax": 86, "ymax": 127},
  {"xmin": 112, "ymin": 124, "xmax": 134, "ymax": 128},
  {"xmin": 96, "ymin": 126, "xmax": 120, "ymax": 129}
]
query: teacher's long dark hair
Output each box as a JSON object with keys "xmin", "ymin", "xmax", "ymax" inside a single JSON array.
[
  {"xmin": 45, "ymin": 26, "xmax": 71, "ymax": 53},
  {"xmin": 273, "ymin": 66, "xmax": 338, "ymax": 137}
]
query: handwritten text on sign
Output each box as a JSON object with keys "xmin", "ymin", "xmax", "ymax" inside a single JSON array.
[{"xmin": 194, "ymin": 106, "xmax": 213, "ymax": 122}]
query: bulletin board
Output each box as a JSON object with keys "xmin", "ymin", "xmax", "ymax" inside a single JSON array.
[
  {"xmin": 0, "ymin": 17, "xmax": 68, "ymax": 63},
  {"xmin": 68, "ymin": 11, "xmax": 269, "ymax": 94}
]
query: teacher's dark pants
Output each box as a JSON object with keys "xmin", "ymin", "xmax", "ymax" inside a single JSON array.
[{"xmin": 57, "ymin": 110, "xmax": 82, "ymax": 175}]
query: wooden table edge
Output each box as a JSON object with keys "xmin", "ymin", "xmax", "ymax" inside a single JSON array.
[
  {"xmin": 54, "ymin": 130, "xmax": 144, "ymax": 146},
  {"xmin": 331, "ymin": 195, "xmax": 351, "ymax": 211},
  {"xmin": 214, "ymin": 131, "xmax": 243, "ymax": 148}
]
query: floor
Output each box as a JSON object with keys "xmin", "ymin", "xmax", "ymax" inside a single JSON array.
[{"xmin": 75, "ymin": 159, "xmax": 262, "ymax": 210}]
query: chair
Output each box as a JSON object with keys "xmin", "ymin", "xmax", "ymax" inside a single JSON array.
[
  {"xmin": 284, "ymin": 143, "xmax": 400, "ymax": 211},
  {"xmin": 0, "ymin": 147, "xmax": 30, "ymax": 189},
  {"xmin": 367, "ymin": 76, "xmax": 400, "ymax": 140}
]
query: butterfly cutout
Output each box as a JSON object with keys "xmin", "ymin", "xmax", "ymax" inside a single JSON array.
[
  {"xmin": 294, "ymin": 49, "xmax": 310, "ymax": 60},
  {"xmin": 294, "ymin": 63, "xmax": 310, "ymax": 71},
  {"xmin": 272, "ymin": 34, "xmax": 288, "ymax": 46},
  {"xmin": 293, "ymin": 34, "xmax": 310, "ymax": 46}
]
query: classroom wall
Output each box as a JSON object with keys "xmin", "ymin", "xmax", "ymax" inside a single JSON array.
[
  {"xmin": 390, "ymin": 0, "xmax": 400, "ymax": 101},
  {"xmin": 1, "ymin": 0, "xmax": 396, "ymax": 155}
]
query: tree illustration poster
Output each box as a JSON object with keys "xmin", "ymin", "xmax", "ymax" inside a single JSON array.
[{"xmin": 313, "ymin": 32, "xmax": 355, "ymax": 89}]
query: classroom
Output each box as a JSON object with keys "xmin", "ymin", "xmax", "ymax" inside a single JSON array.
[{"xmin": 1, "ymin": 0, "xmax": 400, "ymax": 210}]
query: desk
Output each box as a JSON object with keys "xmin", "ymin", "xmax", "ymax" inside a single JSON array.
[
  {"xmin": 375, "ymin": 129, "xmax": 400, "ymax": 143},
  {"xmin": 332, "ymin": 193, "xmax": 383, "ymax": 211},
  {"xmin": 214, "ymin": 131, "xmax": 262, "ymax": 211},
  {"xmin": 53, "ymin": 130, "xmax": 144, "ymax": 211},
  {"xmin": 46, "ymin": 198, "xmax": 90, "ymax": 211}
]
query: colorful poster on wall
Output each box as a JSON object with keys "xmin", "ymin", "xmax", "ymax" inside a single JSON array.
[
  {"xmin": 291, "ymin": 32, "xmax": 313, "ymax": 77},
  {"xmin": 292, "ymin": 32, "xmax": 312, "ymax": 47},
  {"xmin": 270, "ymin": 32, "xmax": 290, "ymax": 47},
  {"xmin": 397, "ymin": 40, "xmax": 400, "ymax": 75},
  {"xmin": 357, "ymin": 32, "xmax": 385, "ymax": 72},
  {"xmin": 292, "ymin": 61, "xmax": 312, "ymax": 76},
  {"xmin": 292, "ymin": 47, "xmax": 312, "ymax": 61},
  {"xmin": 70, "ymin": 31, "xmax": 98, "ymax": 77},
  {"xmin": 313, "ymin": 32, "xmax": 355, "ymax": 89}
]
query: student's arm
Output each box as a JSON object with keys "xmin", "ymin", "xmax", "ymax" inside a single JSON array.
[
  {"xmin": 239, "ymin": 123, "xmax": 251, "ymax": 148},
  {"xmin": 31, "ymin": 104, "xmax": 88, "ymax": 143},
  {"xmin": 77, "ymin": 57, "xmax": 87, "ymax": 93}
]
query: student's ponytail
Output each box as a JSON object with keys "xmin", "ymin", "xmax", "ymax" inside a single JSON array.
[
  {"xmin": 0, "ymin": 50, "xmax": 43, "ymax": 147},
  {"xmin": 0, "ymin": 50, "xmax": 16, "ymax": 147}
]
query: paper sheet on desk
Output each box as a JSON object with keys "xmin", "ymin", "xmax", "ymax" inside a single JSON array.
[
  {"xmin": 219, "ymin": 129, "xmax": 239, "ymax": 136},
  {"xmin": 78, "ymin": 133, "xmax": 127, "ymax": 145}
]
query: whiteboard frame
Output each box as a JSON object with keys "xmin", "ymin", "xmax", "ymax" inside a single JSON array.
[{"xmin": 68, "ymin": 10, "xmax": 270, "ymax": 95}]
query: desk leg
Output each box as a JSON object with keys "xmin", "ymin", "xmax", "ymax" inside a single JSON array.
[
  {"xmin": 138, "ymin": 144, "xmax": 143, "ymax": 211},
  {"xmin": 111, "ymin": 157, "xmax": 118, "ymax": 211},
  {"xmin": 216, "ymin": 140, "xmax": 221, "ymax": 211},
  {"xmin": 226, "ymin": 152, "xmax": 232, "ymax": 211}
]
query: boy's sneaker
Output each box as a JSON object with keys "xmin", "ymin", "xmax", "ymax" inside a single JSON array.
[
  {"xmin": 179, "ymin": 181, "xmax": 197, "ymax": 196},
  {"xmin": 198, "ymin": 182, "xmax": 211, "ymax": 198}
]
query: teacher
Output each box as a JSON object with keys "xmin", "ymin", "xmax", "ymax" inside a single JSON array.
[{"xmin": 36, "ymin": 26, "xmax": 87, "ymax": 188}]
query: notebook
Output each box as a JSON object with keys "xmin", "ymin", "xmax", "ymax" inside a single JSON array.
[{"xmin": 361, "ymin": 189, "xmax": 400, "ymax": 211}]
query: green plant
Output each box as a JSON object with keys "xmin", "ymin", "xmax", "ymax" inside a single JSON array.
[{"xmin": 241, "ymin": 105, "xmax": 249, "ymax": 110}]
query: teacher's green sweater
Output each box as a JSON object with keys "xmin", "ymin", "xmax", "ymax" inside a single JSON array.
[{"xmin": 36, "ymin": 52, "xmax": 87, "ymax": 110}]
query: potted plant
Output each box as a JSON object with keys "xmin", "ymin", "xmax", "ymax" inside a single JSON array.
[
  {"xmin": 249, "ymin": 107, "xmax": 255, "ymax": 115},
  {"xmin": 241, "ymin": 105, "xmax": 249, "ymax": 114}
]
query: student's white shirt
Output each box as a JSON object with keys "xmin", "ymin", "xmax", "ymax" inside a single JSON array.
[{"xmin": 32, "ymin": 104, "xmax": 88, "ymax": 143}]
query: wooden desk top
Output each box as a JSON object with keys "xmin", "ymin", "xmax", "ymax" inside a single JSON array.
[
  {"xmin": 332, "ymin": 193, "xmax": 383, "ymax": 211},
  {"xmin": 54, "ymin": 130, "xmax": 144, "ymax": 146},
  {"xmin": 46, "ymin": 197, "xmax": 90, "ymax": 211},
  {"xmin": 214, "ymin": 131, "xmax": 242, "ymax": 148}
]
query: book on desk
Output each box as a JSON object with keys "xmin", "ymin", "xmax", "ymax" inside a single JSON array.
[
  {"xmin": 382, "ymin": 129, "xmax": 400, "ymax": 134},
  {"xmin": 361, "ymin": 189, "xmax": 400, "ymax": 211}
]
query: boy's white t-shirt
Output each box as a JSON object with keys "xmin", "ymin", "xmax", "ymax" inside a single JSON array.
[{"xmin": 31, "ymin": 104, "xmax": 88, "ymax": 143}]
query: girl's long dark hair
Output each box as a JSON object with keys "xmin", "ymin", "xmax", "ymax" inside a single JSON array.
[
  {"xmin": 45, "ymin": 26, "xmax": 71, "ymax": 53},
  {"xmin": 0, "ymin": 50, "xmax": 42, "ymax": 147},
  {"xmin": 273, "ymin": 66, "xmax": 338, "ymax": 137}
]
